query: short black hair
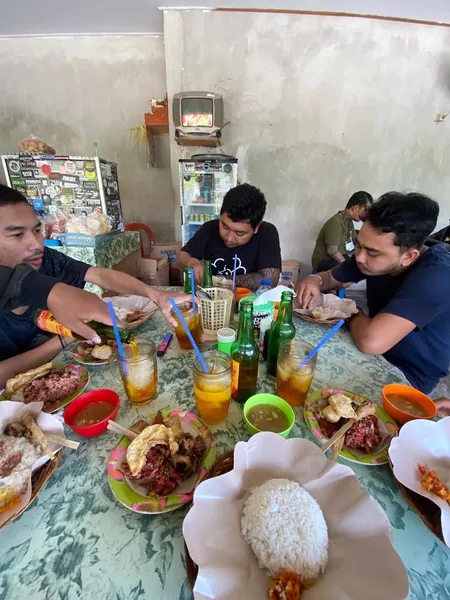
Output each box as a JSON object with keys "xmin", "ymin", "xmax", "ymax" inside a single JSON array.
[
  {"xmin": 367, "ymin": 192, "xmax": 439, "ymax": 250},
  {"xmin": 346, "ymin": 191, "xmax": 373, "ymax": 209},
  {"xmin": 221, "ymin": 183, "xmax": 266, "ymax": 229},
  {"xmin": 0, "ymin": 184, "xmax": 29, "ymax": 208}
]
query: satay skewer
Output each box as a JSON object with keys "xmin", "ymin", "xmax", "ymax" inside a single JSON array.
[
  {"xmin": 21, "ymin": 413, "xmax": 54, "ymax": 460},
  {"xmin": 107, "ymin": 420, "xmax": 138, "ymax": 440},
  {"xmin": 44, "ymin": 435, "xmax": 80, "ymax": 450}
]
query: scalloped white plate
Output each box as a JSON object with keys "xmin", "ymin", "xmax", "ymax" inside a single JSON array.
[
  {"xmin": 389, "ymin": 417, "xmax": 450, "ymax": 547},
  {"xmin": 183, "ymin": 432, "xmax": 409, "ymax": 600}
]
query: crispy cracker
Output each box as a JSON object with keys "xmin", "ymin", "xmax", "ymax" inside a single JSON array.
[{"xmin": 126, "ymin": 425, "xmax": 179, "ymax": 476}]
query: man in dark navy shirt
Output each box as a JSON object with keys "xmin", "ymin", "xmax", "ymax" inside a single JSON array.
[{"xmin": 296, "ymin": 192, "xmax": 450, "ymax": 393}]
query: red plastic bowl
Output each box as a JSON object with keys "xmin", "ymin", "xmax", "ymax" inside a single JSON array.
[{"xmin": 64, "ymin": 389, "xmax": 120, "ymax": 438}]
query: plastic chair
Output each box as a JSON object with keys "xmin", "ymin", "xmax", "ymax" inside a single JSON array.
[{"xmin": 125, "ymin": 223, "xmax": 153, "ymax": 259}]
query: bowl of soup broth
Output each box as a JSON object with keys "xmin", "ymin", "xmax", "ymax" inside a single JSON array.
[
  {"xmin": 64, "ymin": 389, "xmax": 120, "ymax": 437},
  {"xmin": 382, "ymin": 384, "xmax": 437, "ymax": 425},
  {"xmin": 243, "ymin": 393, "xmax": 295, "ymax": 438}
]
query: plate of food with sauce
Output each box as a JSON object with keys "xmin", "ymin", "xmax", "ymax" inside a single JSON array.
[
  {"xmin": 107, "ymin": 409, "xmax": 216, "ymax": 514},
  {"xmin": 304, "ymin": 387, "xmax": 399, "ymax": 466}
]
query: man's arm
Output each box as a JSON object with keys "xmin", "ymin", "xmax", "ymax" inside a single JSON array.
[
  {"xmin": 0, "ymin": 337, "xmax": 64, "ymax": 388},
  {"xmin": 0, "ymin": 265, "xmax": 112, "ymax": 342},
  {"xmin": 324, "ymin": 219, "xmax": 346, "ymax": 263},
  {"xmin": 350, "ymin": 263, "xmax": 448, "ymax": 356},
  {"xmin": 326, "ymin": 245, "xmax": 346, "ymax": 263},
  {"xmin": 85, "ymin": 267, "xmax": 189, "ymax": 327},
  {"xmin": 175, "ymin": 222, "xmax": 211, "ymax": 284},
  {"xmin": 175, "ymin": 251, "xmax": 204, "ymax": 285},
  {"xmin": 295, "ymin": 269, "xmax": 343, "ymax": 308},
  {"xmin": 0, "ymin": 265, "xmax": 56, "ymax": 311},
  {"xmin": 235, "ymin": 267, "xmax": 280, "ymax": 291},
  {"xmin": 296, "ymin": 256, "xmax": 364, "ymax": 308},
  {"xmin": 348, "ymin": 310, "xmax": 416, "ymax": 355}
]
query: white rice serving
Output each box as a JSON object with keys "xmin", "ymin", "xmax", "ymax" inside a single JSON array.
[{"xmin": 241, "ymin": 478, "xmax": 328, "ymax": 580}]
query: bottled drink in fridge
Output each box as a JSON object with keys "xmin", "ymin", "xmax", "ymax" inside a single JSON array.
[
  {"xmin": 231, "ymin": 299, "xmax": 259, "ymax": 403},
  {"xmin": 266, "ymin": 291, "xmax": 296, "ymax": 377},
  {"xmin": 202, "ymin": 260, "xmax": 213, "ymax": 288}
]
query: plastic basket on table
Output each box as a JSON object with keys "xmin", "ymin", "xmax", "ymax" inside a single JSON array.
[{"xmin": 198, "ymin": 287, "xmax": 233, "ymax": 335}]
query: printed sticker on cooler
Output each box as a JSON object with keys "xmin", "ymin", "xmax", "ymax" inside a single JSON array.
[{"xmin": 231, "ymin": 360, "xmax": 240, "ymax": 398}]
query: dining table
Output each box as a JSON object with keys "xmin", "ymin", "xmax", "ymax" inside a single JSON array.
[{"xmin": 1, "ymin": 303, "xmax": 449, "ymax": 600}]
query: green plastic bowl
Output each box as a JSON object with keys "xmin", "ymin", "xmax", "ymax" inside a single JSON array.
[{"xmin": 243, "ymin": 393, "xmax": 295, "ymax": 438}]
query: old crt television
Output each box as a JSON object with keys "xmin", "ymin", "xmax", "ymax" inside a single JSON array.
[{"xmin": 172, "ymin": 91, "xmax": 223, "ymax": 139}]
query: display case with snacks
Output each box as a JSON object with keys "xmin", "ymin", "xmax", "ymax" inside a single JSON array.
[{"xmin": 1, "ymin": 154, "xmax": 124, "ymax": 246}]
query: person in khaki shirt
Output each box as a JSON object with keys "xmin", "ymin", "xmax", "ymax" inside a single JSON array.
[{"xmin": 311, "ymin": 191, "xmax": 373, "ymax": 271}]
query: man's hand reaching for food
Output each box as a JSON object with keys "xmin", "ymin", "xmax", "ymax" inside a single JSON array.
[
  {"xmin": 151, "ymin": 290, "xmax": 191, "ymax": 327},
  {"xmin": 295, "ymin": 275, "xmax": 323, "ymax": 309},
  {"xmin": 47, "ymin": 283, "xmax": 112, "ymax": 344}
]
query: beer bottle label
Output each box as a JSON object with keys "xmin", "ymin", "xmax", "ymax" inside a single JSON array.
[
  {"xmin": 36, "ymin": 309, "xmax": 73, "ymax": 338},
  {"xmin": 231, "ymin": 360, "xmax": 240, "ymax": 398}
]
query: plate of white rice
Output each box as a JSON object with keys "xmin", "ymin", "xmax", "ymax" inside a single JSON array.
[{"xmin": 183, "ymin": 432, "xmax": 409, "ymax": 600}]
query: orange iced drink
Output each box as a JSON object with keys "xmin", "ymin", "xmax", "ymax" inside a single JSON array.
[
  {"xmin": 171, "ymin": 303, "xmax": 202, "ymax": 350},
  {"xmin": 276, "ymin": 340, "xmax": 316, "ymax": 406},
  {"xmin": 193, "ymin": 351, "xmax": 232, "ymax": 424}
]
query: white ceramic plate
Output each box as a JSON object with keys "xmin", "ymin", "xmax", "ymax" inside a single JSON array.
[
  {"xmin": 183, "ymin": 432, "xmax": 409, "ymax": 600},
  {"xmin": 389, "ymin": 417, "xmax": 450, "ymax": 547}
]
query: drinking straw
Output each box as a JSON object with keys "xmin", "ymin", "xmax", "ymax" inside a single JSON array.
[
  {"xmin": 169, "ymin": 297, "xmax": 209, "ymax": 373},
  {"xmin": 297, "ymin": 318, "xmax": 345, "ymax": 369},
  {"xmin": 232, "ymin": 253, "xmax": 238, "ymax": 291},
  {"xmin": 107, "ymin": 300, "xmax": 126, "ymax": 360},
  {"xmin": 190, "ymin": 267, "xmax": 196, "ymax": 310}
]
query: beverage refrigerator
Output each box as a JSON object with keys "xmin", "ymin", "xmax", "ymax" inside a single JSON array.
[{"xmin": 179, "ymin": 154, "xmax": 238, "ymax": 244}]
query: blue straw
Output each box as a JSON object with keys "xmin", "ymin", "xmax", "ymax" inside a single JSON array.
[
  {"xmin": 232, "ymin": 253, "xmax": 238, "ymax": 291},
  {"xmin": 107, "ymin": 300, "xmax": 126, "ymax": 360},
  {"xmin": 298, "ymin": 319, "xmax": 345, "ymax": 369},
  {"xmin": 190, "ymin": 267, "xmax": 196, "ymax": 310},
  {"xmin": 169, "ymin": 297, "xmax": 209, "ymax": 373}
]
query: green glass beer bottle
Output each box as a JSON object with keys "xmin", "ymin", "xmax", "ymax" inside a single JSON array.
[
  {"xmin": 231, "ymin": 299, "xmax": 259, "ymax": 403},
  {"xmin": 202, "ymin": 260, "xmax": 213, "ymax": 288},
  {"xmin": 34, "ymin": 309, "xmax": 134, "ymax": 343},
  {"xmin": 184, "ymin": 266, "xmax": 193, "ymax": 294},
  {"xmin": 266, "ymin": 291, "xmax": 295, "ymax": 377}
]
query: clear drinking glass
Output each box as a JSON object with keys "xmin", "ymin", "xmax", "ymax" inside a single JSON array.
[
  {"xmin": 109, "ymin": 339, "xmax": 157, "ymax": 406},
  {"xmin": 171, "ymin": 302, "xmax": 202, "ymax": 350},
  {"xmin": 193, "ymin": 350, "xmax": 232, "ymax": 424},
  {"xmin": 276, "ymin": 339, "xmax": 316, "ymax": 406}
]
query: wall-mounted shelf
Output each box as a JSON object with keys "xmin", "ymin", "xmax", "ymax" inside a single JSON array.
[
  {"xmin": 145, "ymin": 106, "xmax": 169, "ymax": 135},
  {"xmin": 175, "ymin": 136, "xmax": 220, "ymax": 148}
]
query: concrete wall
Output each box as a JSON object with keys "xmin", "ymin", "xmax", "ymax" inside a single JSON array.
[
  {"xmin": 0, "ymin": 35, "xmax": 175, "ymax": 240},
  {"xmin": 164, "ymin": 11, "xmax": 450, "ymax": 272}
]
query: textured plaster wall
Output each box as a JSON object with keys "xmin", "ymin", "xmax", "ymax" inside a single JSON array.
[
  {"xmin": 0, "ymin": 36, "xmax": 175, "ymax": 240},
  {"xmin": 164, "ymin": 11, "xmax": 450, "ymax": 272}
]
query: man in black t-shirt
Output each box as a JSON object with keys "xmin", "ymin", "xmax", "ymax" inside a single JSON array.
[
  {"xmin": 177, "ymin": 183, "xmax": 281, "ymax": 290},
  {"xmin": 0, "ymin": 185, "xmax": 188, "ymax": 387}
]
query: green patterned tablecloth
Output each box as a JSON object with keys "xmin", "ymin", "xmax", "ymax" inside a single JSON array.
[
  {"xmin": 1, "ymin": 311, "xmax": 449, "ymax": 600},
  {"xmin": 54, "ymin": 231, "xmax": 140, "ymax": 294}
]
